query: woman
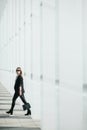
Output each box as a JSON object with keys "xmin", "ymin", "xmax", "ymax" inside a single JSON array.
[{"xmin": 6, "ymin": 67, "xmax": 31, "ymax": 116}]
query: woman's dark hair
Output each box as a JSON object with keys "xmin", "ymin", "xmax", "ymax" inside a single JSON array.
[{"xmin": 16, "ymin": 67, "xmax": 22, "ymax": 75}]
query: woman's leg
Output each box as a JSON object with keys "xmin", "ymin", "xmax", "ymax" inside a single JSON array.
[
  {"xmin": 20, "ymin": 94, "xmax": 31, "ymax": 116},
  {"xmin": 20, "ymin": 94, "xmax": 27, "ymax": 104},
  {"xmin": 7, "ymin": 93, "xmax": 18, "ymax": 114}
]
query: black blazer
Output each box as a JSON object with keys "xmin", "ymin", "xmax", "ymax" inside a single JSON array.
[{"xmin": 14, "ymin": 75, "xmax": 25, "ymax": 95}]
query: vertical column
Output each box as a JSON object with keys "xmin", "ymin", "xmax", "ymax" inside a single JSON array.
[
  {"xmin": 30, "ymin": 0, "xmax": 41, "ymax": 120},
  {"xmin": 41, "ymin": 0, "xmax": 57, "ymax": 130},
  {"xmin": 23, "ymin": 0, "xmax": 25, "ymax": 72},
  {"xmin": 82, "ymin": 0, "xmax": 87, "ymax": 130},
  {"xmin": 55, "ymin": 0, "xmax": 60, "ymax": 129},
  {"xmin": 19, "ymin": 0, "xmax": 25, "ymax": 70},
  {"xmin": 57, "ymin": 0, "xmax": 83, "ymax": 130},
  {"xmin": 83, "ymin": 0, "xmax": 87, "ymax": 85},
  {"xmin": 40, "ymin": 0, "xmax": 44, "ymax": 128},
  {"xmin": 30, "ymin": 0, "xmax": 33, "ymax": 79}
]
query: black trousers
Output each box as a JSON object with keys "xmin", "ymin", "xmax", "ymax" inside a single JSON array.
[{"xmin": 10, "ymin": 92, "xmax": 27, "ymax": 112}]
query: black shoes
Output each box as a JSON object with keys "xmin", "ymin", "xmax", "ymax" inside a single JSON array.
[
  {"xmin": 6, "ymin": 108, "xmax": 31, "ymax": 116},
  {"xmin": 6, "ymin": 110, "xmax": 13, "ymax": 115},
  {"xmin": 25, "ymin": 109, "xmax": 31, "ymax": 116}
]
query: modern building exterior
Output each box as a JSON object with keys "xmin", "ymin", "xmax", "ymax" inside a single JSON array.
[{"xmin": 0, "ymin": 0, "xmax": 87, "ymax": 130}]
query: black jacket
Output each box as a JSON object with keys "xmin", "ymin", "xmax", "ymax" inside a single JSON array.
[{"xmin": 14, "ymin": 75, "xmax": 25, "ymax": 95}]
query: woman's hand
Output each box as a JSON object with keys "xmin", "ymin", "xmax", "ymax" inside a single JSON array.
[{"xmin": 19, "ymin": 86, "xmax": 22, "ymax": 96}]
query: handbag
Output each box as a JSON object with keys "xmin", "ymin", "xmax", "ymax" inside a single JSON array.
[{"xmin": 22, "ymin": 103, "xmax": 31, "ymax": 111}]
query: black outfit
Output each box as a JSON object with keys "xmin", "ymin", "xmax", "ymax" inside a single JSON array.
[{"xmin": 7, "ymin": 75, "xmax": 31, "ymax": 115}]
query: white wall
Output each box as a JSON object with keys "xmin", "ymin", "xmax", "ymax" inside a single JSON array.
[
  {"xmin": 0, "ymin": 0, "xmax": 42, "ymax": 120},
  {"xmin": 57, "ymin": 0, "xmax": 83, "ymax": 130},
  {"xmin": 83, "ymin": 0, "xmax": 87, "ymax": 85},
  {"xmin": 40, "ymin": 1, "xmax": 57, "ymax": 130},
  {"xmin": 82, "ymin": 1, "xmax": 87, "ymax": 130},
  {"xmin": 0, "ymin": 0, "xmax": 85, "ymax": 130},
  {"xmin": 0, "ymin": 0, "xmax": 57, "ymax": 130}
]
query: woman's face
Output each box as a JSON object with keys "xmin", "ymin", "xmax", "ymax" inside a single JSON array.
[{"xmin": 16, "ymin": 70, "xmax": 21, "ymax": 75}]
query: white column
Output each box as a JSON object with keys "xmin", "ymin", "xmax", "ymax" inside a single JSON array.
[
  {"xmin": 83, "ymin": 0, "xmax": 87, "ymax": 85},
  {"xmin": 41, "ymin": 0, "xmax": 57, "ymax": 130},
  {"xmin": 82, "ymin": 1, "xmax": 87, "ymax": 130},
  {"xmin": 57, "ymin": 0, "xmax": 83, "ymax": 130}
]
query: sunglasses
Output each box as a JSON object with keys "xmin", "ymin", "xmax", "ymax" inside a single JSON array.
[{"xmin": 16, "ymin": 70, "xmax": 21, "ymax": 71}]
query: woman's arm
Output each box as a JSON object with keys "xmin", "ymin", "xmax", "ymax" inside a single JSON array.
[{"xmin": 19, "ymin": 76, "xmax": 23, "ymax": 96}]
